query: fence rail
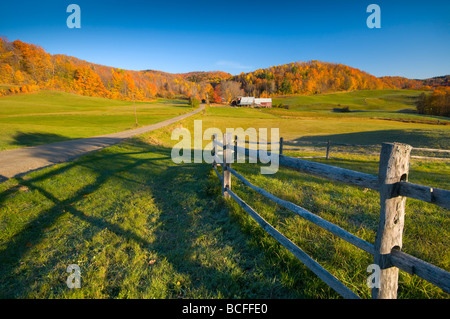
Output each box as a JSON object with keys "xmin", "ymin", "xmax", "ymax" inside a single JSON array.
[
  {"xmin": 227, "ymin": 166, "xmax": 375, "ymax": 255},
  {"xmin": 283, "ymin": 140, "xmax": 450, "ymax": 160},
  {"xmin": 225, "ymin": 186, "xmax": 361, "ymax": 299},
  {"xmin": 211, "ymin": 133, "xmax": 450, "ymax": 299}
]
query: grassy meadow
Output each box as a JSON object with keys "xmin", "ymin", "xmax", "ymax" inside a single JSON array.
[
  {"xmin": 0, "ymin": 90, "xmax": 193, "ymax": 151},
  {"xmin": 271, "ymin": 89, "xmax": 450, "ymax": 124},
  {"xmin": 0, "ymin": 89, "xmax": 448, "ymax": 299},
  {"xmin": 272, "ymin": 89, "xmax": 423, "ymax": 111}
]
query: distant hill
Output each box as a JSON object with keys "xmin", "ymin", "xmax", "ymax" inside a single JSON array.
[
  {"xmin": 177, "ymin": 71, "xmax": 232, "ymax": 84},
  {"xmin": 420, "ymin": 75, "xmax": 450, "ymax": 87},
  {"xmin": 231, "ymin": 61, "xmax": 428, "ymax": 98},
  {"xmin": 0, "ymin": 37, "xmax": 445, "ymax": 102},
  {"xmin": 0, "ymin": 38, "xmax": 223, "ymax": 101}
]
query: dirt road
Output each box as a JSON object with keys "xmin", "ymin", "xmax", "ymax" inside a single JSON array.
[{"xmin": 0, "ymin": 105, "xmax": 204, "ymax": 181}]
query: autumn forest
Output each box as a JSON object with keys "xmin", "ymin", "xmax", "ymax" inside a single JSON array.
[{"xmin": 0, "ymin": 37, "xmax": 448, "ymax": 116}]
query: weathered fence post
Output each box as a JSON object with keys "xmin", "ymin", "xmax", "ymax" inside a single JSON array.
[
  {"xmin": 372, "ymin": 142, "xmax": 412, "ymax": 299},
  {"xmin": 212, "ymin": 133, "xmax": 217, "ymax": 168},
  {"xmin": 234, "ymin": 135, "xmax": 238, "ymax": 162},
  {"xmin": 223, "ymin": 133, "xmax": 232, "ymax": 198},
  {"xmin": 326, "ymin": 140, "xmax": 331, "ymax": 160},
  {"xmin": 279, "ymin": 137, "xmax": 284, "ymax": 155}
]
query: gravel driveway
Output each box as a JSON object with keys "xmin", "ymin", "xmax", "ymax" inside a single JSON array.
[{"xmin": 0, "ymin": 105, "xmax": 204, "ymax": 181}]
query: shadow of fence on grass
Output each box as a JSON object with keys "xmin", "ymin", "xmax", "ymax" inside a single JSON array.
[
  {"xmin": 0, "ymin": 133, "xmax": 126, "ymax": 181},
  {"xmin": 0, "ymin": 142, "xmax": 302, "ymax": 298},
  {"xmin": 285, "ymin": 129, "xmax": 450, "ymax": 149}
]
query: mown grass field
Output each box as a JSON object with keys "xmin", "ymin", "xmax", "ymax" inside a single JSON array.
[
  {"xmin": 203, "ymin": 108, "xmax": 450, "ymax": 151},
  {"xmin": 0, "ymin": 90, "xmax": 193, "ymax": 151},
  {"xmin": 271, "ymin": 89, "xmax": 450, "ymax": 124},
  {"xmin": 0, "ymin": 89, "xmax": 448, "ymax": 299},
  {"xmin": 272, "ymin": 89, "xmax": 422, "ymax": 111}
]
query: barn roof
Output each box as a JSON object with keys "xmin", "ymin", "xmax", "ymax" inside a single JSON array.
[
  {"xmin": 239, "ymin": 97, "xmax": 255, "ymax": 105},
  {"xmin": 254, "ymin": 98, "xmax": 272, "ymax": 103}
]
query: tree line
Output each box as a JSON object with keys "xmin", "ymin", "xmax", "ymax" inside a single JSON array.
[
  {"xmin": 416, "ymin": 87, "xmax": 450, "ymax": 117},
  {"xmin": 1, "ymin": 37, "xmax": 447, "ymax": 108},
  {"xmin": 0, "ymin": 38, "xmax": 229, "ymax": 101}
]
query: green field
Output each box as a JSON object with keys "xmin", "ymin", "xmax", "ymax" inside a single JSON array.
[
  {"xmin": 272, "ymin": 89, "xmax": 422, "ymax": 112},
  {"xmin": 270, "ymin": 89, "xmax": 450, "ymax": 123},
  {"xmin": 0, "ymin": 90, "xmax": 193, "ymax": 150},
  {"xmin": 0, "ymin": 89, "xmax": 448, "ymax": 299},
  {"xmin": 203, "ymin": 109, "xmax": 450, "ymax": 151}
]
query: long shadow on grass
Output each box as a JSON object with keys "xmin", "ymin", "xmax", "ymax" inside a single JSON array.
[
  {"xmin": 112, "ymin": 148, "xmax": 304, "ymax": 298},
  {"xmin": 0, "ymin": 142, "xmax": 302, "ymax": 298},
  {"xmin": 0, "ymin": 146, "xmax": 160, "ymax": 207},
  {"xmin": 0, "ymin": 143, "xmax": 170, "ymax": 297},
  {"xmin": 11, "ymin": 132, "xmax": 73, "ymax": 148},
  {"xmin": 286, "ymin": 129, "xmax": 450, "ymax": 149},
  {"xmin": 142, "ymin": 162, "xmax": 300, "ymax": 298}
]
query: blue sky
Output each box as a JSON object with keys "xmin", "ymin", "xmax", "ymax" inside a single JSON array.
[{"xmin": 1, "ymin": 0, "xmax": 449, "ymax": 78}]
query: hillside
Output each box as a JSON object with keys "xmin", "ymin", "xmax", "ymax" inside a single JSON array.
[
  {"xmin": 272, "ymin": 89, "xmax": 424, "ymax": 112},
  {"xmin": 177, "ymin": 71, "xmax": 232, "ymax": 84},
  {"xmin": 421, "ymin": 75, "xmax": 450, "ymax": 87},
  {"xmin": 0, "ymin": 90, "xmax": 194, "ymax": 150},
  {"xmin": 0, "ymin": 38, "xmax": 222, "ymax": 101},
  {"xmin": 0, "ymin": 37, "xmax": 445, "ymax": 103},
  {"xmin": 231, "ymin": 61, "xmax": 426, "ymax": 99}
]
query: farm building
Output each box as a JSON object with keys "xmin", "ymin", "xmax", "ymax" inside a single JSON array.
[
  {"xmin": 255, "ymin": 98, "xmax": 272, "ymax": 108},
  {"xmin": 235, "ymin": 97, "xmax": 272, "ymax": 108},
  {"xmin": 237, "ymin": 97, "xmax": 255, "ymax": 106}
]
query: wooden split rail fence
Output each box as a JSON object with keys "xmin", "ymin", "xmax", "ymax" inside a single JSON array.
[
  {"xmin": 211, "ymin": 133, "xmax": 450, "ymax": 299},
  {"xmin": 283, "ymin": 140, "xmax": 450, "ymax": 160}
]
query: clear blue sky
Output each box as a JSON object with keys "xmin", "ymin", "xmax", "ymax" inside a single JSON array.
[{"xmin": 1, "ymin": 0, "xmax": 449, "ymax": 79}]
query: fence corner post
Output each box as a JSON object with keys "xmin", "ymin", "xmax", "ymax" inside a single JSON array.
[
  {"xmin": 223, "ymin": 133, "xmax": 232, "ymax": 198},
  {"xmin": 372, "ymin": 142, "xmax": 412, "ymax": 299}
]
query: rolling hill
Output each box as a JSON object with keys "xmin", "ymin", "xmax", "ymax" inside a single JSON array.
[{"xmin": 0, "ymin": 37, "xmax": 447, "ymax": 103}]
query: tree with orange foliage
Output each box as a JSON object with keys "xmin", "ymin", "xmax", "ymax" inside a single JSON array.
[
  {"xmin": 212, "ymin": 85, "xmax": 222, "ymax": 103},
  {"xmin": 416, "ymin": 87, "xmax": 450, "ymax": 117},
  {"xmin": 74, "ymin": 66, "xmax": 108, "ymax": 97}
]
